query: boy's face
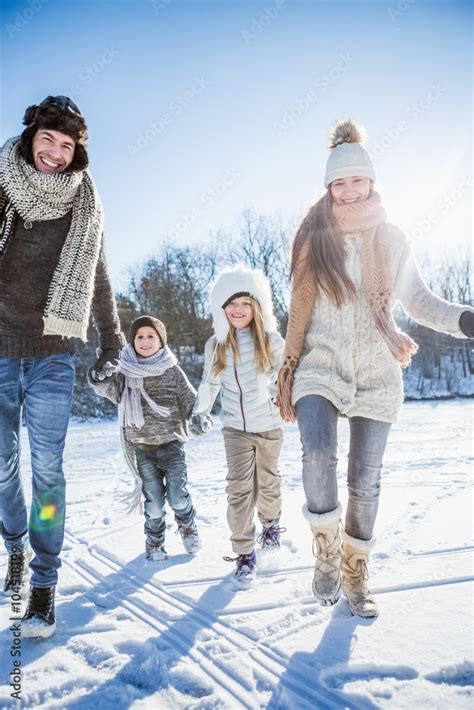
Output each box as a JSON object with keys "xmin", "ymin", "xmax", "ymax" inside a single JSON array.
[{"xmin": 134, "ymin": 326, "xmax": 162, "ymax": 357}]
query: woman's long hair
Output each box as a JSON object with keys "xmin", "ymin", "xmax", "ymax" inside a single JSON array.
[
  {"xmin": 212, "ymin": 298, "xmax": 273, "ymax": 376},
  {"xmin": 290, "ymin": 190, "xmax": 356, "ymax": 307}
]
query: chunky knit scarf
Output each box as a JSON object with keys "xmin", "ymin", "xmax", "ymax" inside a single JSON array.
[
  {"xmin": 118, "ymin": 343, "xmax": 176, "ymax": 428},
  {"xmin": 0, "ymin": 137, "xmax": 103, "ymax": 340},
  {"xmin": 277, "ymin": 191, "xmax": 418, "ymax": 421}
]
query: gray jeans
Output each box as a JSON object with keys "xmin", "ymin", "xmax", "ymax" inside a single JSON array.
[{"xmin": 296, "ymin": 395, "xmax": 391, "ymax": 541}]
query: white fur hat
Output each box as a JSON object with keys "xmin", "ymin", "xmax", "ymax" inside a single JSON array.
[
  {"xmin": 324, "ymin": 118, "xmax": 376, "ymax": 188},
  {"xmin": 209, "ymin": 264, "xmax": 278, "ymax": 343}
]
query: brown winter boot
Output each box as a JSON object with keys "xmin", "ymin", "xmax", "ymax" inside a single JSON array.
[
  {"xmin": 341, "ymin": 530, "xmax": 378, "ymax": 618},
  {"xmin": 303, "ymin": 503, "xmax": 343, "ymax": 606}
]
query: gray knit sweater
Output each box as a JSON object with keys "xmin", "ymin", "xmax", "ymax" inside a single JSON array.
[
  {"xmin": 0, "ymin": 187, "xmax": 124, "ymax": 357},
  {"xmin": 90, "ymin": 366, "xmax": 197, "ymax": 446}
]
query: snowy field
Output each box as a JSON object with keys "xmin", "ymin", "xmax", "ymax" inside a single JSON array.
[{"xmin": 0, "ymin": 400, "xmax": 473, "ymax": 709}]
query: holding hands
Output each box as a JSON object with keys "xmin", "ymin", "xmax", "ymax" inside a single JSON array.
[
  {"xmin": 91, "ymin": 348, "xmax": 121, "ymax": 382},
  {"xmin": 189, "ymin": 413, "xmax": 213, "ymax": 436}
]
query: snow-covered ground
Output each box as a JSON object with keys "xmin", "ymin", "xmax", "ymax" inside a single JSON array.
[{"xmin": 0, "ymin": 400, "xmax": 473, "ymax": 709}]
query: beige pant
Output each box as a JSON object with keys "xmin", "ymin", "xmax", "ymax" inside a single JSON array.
[{"xmin": 222, "ymin": 427, "xmax": 283, "ymax": 554}]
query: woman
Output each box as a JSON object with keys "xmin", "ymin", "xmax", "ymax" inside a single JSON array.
[{"xmin": 277, "ymin": 118, "xmax": 474, "ymax": 617}]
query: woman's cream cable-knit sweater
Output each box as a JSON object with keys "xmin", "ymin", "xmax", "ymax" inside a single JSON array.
[{"xmin": 284, "ymin": 224, "xmax": 471, "ymax": 423}]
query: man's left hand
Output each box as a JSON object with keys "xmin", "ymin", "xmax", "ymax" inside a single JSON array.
[{"xmin": 91, "ymin": 348, "xmax": 121, "ymax": 381}]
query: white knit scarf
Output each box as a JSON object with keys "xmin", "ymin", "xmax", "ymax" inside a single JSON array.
[
  {"xmin": 118, "ymin": 343, "xmax": 177, "ymax": 428},
  {"xmin": 0, "ymin": 137, "xmax": 104, "ymax": 340}
]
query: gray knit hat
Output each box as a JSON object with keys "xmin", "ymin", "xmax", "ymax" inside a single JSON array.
[
  {"xmin": 324, "ymin": 119, "xmax": 375, "ymax": 188},
  {"xmin": 129, "ymin": 315, "xmax": 167, "ymax": 348}
]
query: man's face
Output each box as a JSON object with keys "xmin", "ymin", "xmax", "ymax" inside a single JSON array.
[{"xmin": 31, "ymin": 129, "xmax": 76, "ymax": 174}]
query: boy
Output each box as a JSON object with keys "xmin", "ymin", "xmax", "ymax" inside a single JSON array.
[{"xmin": 90, "ymin": 315, "xmax": 201, "ymax": 560}]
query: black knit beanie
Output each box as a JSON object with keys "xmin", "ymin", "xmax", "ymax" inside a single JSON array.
[
  {"xmin": 129, "ymin": 316, "xmax": 167, "ymax": 349},
  {"xmin": 20, "ymin": 95, "xmax": 89, "ymax": 172}
]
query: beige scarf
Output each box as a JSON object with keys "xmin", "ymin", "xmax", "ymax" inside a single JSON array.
[
  {"xmin": 277, "ymin": 192, "xmax": 418, "ymax": 421},
  {"xmin": 0, "ymin": 137, "xmax": 103, "ymax": 341}
]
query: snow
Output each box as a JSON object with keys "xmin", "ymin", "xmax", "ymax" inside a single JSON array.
[{"xmin": 1, "ymin": 400, "xmax": 473, "ymax": 709}]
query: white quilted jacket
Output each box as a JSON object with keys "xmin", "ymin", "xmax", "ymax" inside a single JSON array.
[{"xmin": 194, "ymin": 328, "xmax": 284, "ymax": 432}]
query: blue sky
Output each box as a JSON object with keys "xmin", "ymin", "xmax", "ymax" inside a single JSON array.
[{"xmin": 1, "ymin": 0, "xmax": 472, "ymax": 288}]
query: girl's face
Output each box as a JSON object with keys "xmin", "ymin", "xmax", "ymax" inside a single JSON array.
[
  {"xmin": 224, "ymin": 296, "xmax": 254, "ymax": 329},
  {"xmin": 134, "ymin": 326, "xmax": 162, "ymax": 357},
  {"xmin": 330, "ymin": 176, "xmax": 372, "ymax": 205}
]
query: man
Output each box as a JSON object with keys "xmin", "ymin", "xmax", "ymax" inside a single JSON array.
[{"xmin": 0, "ymin": 96, "xmax": 125, "ymax": 638}]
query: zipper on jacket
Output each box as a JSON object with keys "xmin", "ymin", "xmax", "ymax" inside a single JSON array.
[{"xmin": 233, "ymin": 362, "xmax": 247, "ymax": 432}]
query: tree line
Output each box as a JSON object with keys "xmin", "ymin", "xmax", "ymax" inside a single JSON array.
[{"xmin": 73, "ymin": 209, "xmax": 473, "ymax": 418}]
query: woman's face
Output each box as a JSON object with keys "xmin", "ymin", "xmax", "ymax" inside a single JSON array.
[{"xmin": 330, "ymin": 176, "xmax": 372, "ymax": 205}]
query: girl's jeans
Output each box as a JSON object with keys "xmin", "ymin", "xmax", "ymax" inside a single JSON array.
[
  {"xmin": 296, "ymin": 395, "xmax": 391, "ymax": 541},
  {"xmin": 0, "ymin": 353, "xmax": 75, "ymax": 588},
  {"xmin": 135, "ymin": 440, "xmax": 196, "ymax": 545}
]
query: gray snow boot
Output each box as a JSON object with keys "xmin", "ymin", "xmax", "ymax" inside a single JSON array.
[
  {"xmin": 178, "ymin": 523, "xmax": 201, "ymax": 554},
  {"xmin": 303, "ymin": 503, "xmax": 343, "ymax": 606},
  {"xmin": 145, "ymin": 537, "xmax": 167, "ymax": 561}
]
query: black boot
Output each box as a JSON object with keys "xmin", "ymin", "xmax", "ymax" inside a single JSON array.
[
  {"xmin": 3, "ymin": 548, "xmax": 32, "ymax": 598},
  {"xmin": 22, "ymin": 586, "xmax": 56, "ymax": 639}
]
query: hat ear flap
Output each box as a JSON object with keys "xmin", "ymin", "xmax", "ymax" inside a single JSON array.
[
  {"xmin": 213, "ymin": 308, "xmax": 230, "ymax": 344},
  {"xmin": 19, "ymin": 126, "xmax": 36, "ymax": 165},
  {"xmin": 69, "ymin": 144, "xmax": 89, "ymax": 171}
]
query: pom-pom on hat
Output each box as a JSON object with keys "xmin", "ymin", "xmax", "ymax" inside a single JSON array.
[
  {"xmin": 209, "ymin": 264, "xmax": 278, "ymax": 343},
  {"xmin": 129, "ymin": 315, "xmax": 167, "ymax": 349},
  {"xmin": 324, "ymin": 118, "xmax": 376, "ymax": 188}
]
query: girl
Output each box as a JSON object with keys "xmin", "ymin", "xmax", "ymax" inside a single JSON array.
[
  {"xmin": 277, "ymin": 119, "xmax": 474, "ymax": 617},
  {"xmin": 191, "ymin": 265, "xmax": 285, "ymax": 587}
]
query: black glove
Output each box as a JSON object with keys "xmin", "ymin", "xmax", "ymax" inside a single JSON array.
[
  {"xmin": 459, "ymin": 311, "xmax": 474, "ymax": 338},
  {"xmin": 91, "ymin": 348, "xmax": 121, "ymax": 381}
]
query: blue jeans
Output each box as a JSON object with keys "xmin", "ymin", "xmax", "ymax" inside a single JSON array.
[
  {"xmin": 296, "ymin": 395, "xmax": 391, "ymax": 541},
  {"xmin": 135, "ymin": 440, "xmax": 195, "ymax": 544},
  {"xmin": 0, "ymin": 353, "xmax": 75, "ymax": 588}
]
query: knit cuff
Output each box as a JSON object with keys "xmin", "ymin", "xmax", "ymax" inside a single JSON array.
[
  {"xmin": 99, "ymin": 331, "xmax": 126, "ymax": 351},
  {"xmin": 445, "ymin": 305, "xmax": 474, "ymax": 338}
]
